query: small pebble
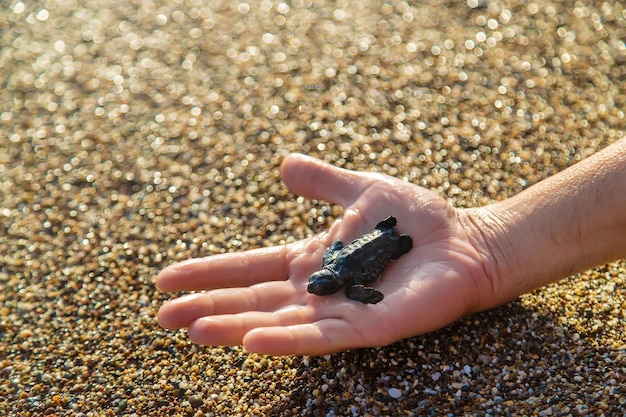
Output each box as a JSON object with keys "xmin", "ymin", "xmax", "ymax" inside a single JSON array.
[
  {"xmin": 388, "ymin": 388, "xmax": 402, "ymax": 399},
  {"xmin": 188, "ymin": 395, "xmax": 203, "ymax": 407}
]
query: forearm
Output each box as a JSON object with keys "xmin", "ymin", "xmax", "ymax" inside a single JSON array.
[{"xmin": 463, "ymin": 138, "xmax": 626, "ymax": 306}]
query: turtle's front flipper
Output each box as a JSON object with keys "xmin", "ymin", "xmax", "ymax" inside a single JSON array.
[
  {"xmin": 375, "ymin": 215, "xmax": 397, "ymax": 230},
  {"xmin": 322, "ymin": 240, "xmax": 343, "ymax": 266},
  {"xmin": 345, "ymin": 283, "xmax": 384, "ymax": 304},
  {"xmin": 393, "ymin": 234, "xmax": 413, "ymax": 259}
]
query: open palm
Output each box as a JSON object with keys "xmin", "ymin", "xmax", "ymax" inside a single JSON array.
[{"xmin": 157, "ymin": 153, "xmax": 493, "ymax": 355}]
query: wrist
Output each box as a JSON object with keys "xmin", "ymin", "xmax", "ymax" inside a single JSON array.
[
  {"xmin": 457, "ymin": 205, "xmax": 545, "ymax": 311},
  {"xmin": 459, "ymin": 138, "xmax": 626, "ymax": 311},
  {"xmin": 461, "ymin": 201, "xmax": 575, "ymax": 305}
]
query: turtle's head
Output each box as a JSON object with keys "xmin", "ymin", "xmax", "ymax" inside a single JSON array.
[{"xmin": 307, "ymin": 269, "xmax": 341, "ymax": 296}]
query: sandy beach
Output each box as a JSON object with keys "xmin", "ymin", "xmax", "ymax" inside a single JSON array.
[{"xmin": 1, "ymin": 1, "xmax": 625, "ymax": 415}]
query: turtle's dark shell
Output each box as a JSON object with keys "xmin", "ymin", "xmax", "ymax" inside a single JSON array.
[{"xmin": 307, "ymin": 215, "xmax": 413, "ymax": 304}]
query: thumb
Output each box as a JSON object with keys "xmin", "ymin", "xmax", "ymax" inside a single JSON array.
[{"xmin": 280, "ymin": 153, "xmax": 372, "ymax": 207}]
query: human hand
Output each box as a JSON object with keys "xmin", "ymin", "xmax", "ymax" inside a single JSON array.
[{"xmin": 156, "ymin": 153, "xmax": 498, "ymax": 355}]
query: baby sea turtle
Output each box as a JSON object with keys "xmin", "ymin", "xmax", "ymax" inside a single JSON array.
[{"xmin": 307, "ymin": 215, "xmax": 413, "ymax": 304}]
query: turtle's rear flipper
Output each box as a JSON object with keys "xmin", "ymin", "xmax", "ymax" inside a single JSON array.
[
  {"xmin": 375, "ymin": 215, "xmax": 397, "ymax": 230},
  {"xmin": 345, "ymin": 283, "xmax": 384, "ymax": 304}
]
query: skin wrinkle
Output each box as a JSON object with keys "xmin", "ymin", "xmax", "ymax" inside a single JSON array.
[
  {"xmin": 275, "ymin": 245, "xmax": 290, "ymax": 282},
  {"xmin": 284, "ymin": 327, "xmax": 301, "ymax": 356},
  {"xmin": 240, "ymin": 287, "xmax": 258, "ymax": 313},
  {"xmin": 326, "ymin": 318, "xmax": 352, "ymax": 353},
  {"xmin": 431, "ymin": 242, "xmax": 481, "ymax": 312},
  {"xmin": 289, "ymin": 240, "xmax": 321, "ymax": 284},
  {"xmin": 351, "ymin": 180, "xmax": 383, "ymax": 215},
  {"xmin": 456, "ymin": 209, "xmax": 507, "ymax": 307},
  {"xmin": 241, "ymin": 250, "xmax": 253, "ymax": 286},
  {"xmin": 316, "ymin": 321, "xmax": 334, "ymax": 354},
  {"xmin": 201, "ymin": 293, "xmax": 217, "ymax": 317},
  {"xmin": 447, "ymin": 224, "xmax": 490, "ymax": 311},
  {"xmin": 292, "ymin": 324, "xmax": 313, "ymax": 356},
  {"xmin": 236, "ymin": 315, "xmax": 251, "ymax": 345},
  {"xmin": 478, "ymin": 209, "xmax": 517, "ymax": 301},
  {"xmin": 376, "ymin": 301, "xmax": 400, "ymax": 347}
]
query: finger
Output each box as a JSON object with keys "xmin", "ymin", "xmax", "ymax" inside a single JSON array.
[
  {"xmin": 157, "ymin": 281, "xmax": 299, "ymax": 329},
  {"xmin": 186, "ymin": 305, "xmax": 315, "ymax": 346},
  {"xmin": 155, "ymin": 245, "xmax": 290, "ymax": 292},
  {"xmin": 242, "ymin": 319, "xmax": 372, "ymax": 356},
  {"xmin": 281, "ymin": 153, "xmax": 374, "ymax": 208}
]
